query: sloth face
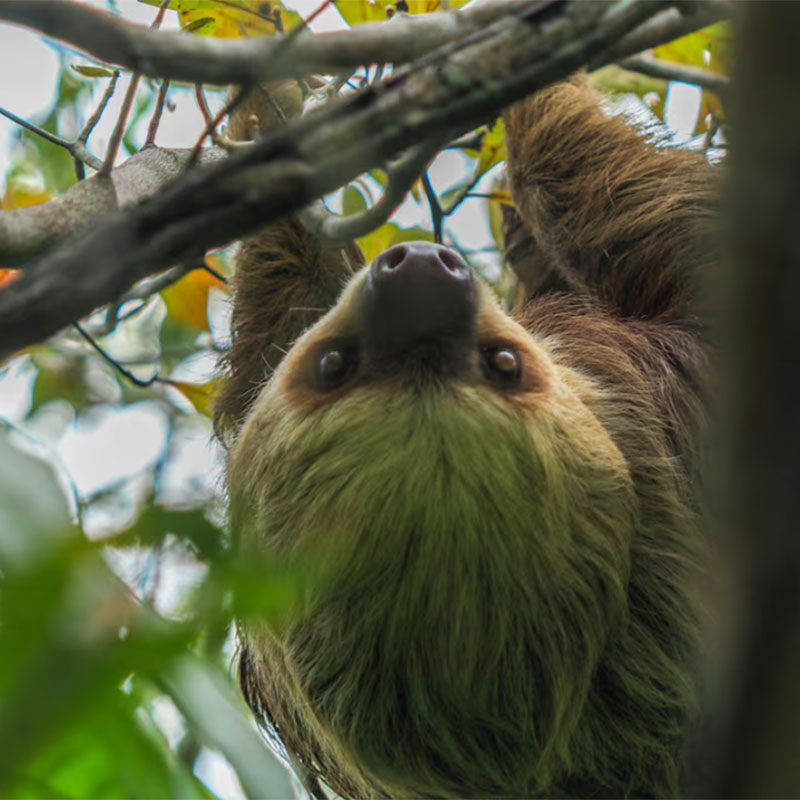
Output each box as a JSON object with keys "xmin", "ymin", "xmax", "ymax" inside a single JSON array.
[{"xmin": 228, "ymin": 242, "xmax": 636, "ymax": 796}]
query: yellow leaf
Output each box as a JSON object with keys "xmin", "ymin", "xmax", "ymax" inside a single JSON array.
[
  {"xmin": 183, "ymin": 0, "xmax": 302, "ymax": 36},
  {"xmin": 1, "ymin": 172, "xmax": 52, "ymax": 209},
  {"xmin": 140, "ymin": 0, "xmax": 302, "ymax": 36},
  {"xmin": 476, "ymin": 117, "xmax": 506, "ymax": 178},
  {"xmin": 357, "ymin": 220, "xmax": 435, "ymax": 261},
  {"xmin": 356, "ymin": 221, "xmax": 400, "ymax": 263},
  {"xmin": 161, "ymin": 266, "xmax": 227, "ymax": 330},
  {"xmin": 653, "ymin": 22, "xmax": 732, "ymax": 75},
  {"xmin": 172, "ymin": 378, "xmax": 221, "ymax": 416},
  {"xmin": 334, "ymin": 0, "xmax": 469, "ymax": 26}
]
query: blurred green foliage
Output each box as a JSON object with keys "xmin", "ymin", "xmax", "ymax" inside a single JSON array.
[{"xmin": 0, "ymin": 424, "xmax": 298, "ymax": 798}]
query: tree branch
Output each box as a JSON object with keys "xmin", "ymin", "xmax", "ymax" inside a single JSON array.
[
  {"xmin": 0, "ymin": 103, "xmax": 105, "ymax": 173},
  {"xmin": 596, "ymin": 2, "xmax": 730, "ymax": 65},
  {"xmin": 298, "ymin": 139, "xmax": 442, "ymax": 241},
  {"xmin": 0, "ymin": 146, "xmax": 224, "ymax": 264},
  {"xmin": 0, "ymin": 0, "xmax": 728, "ymax": 360},
  {"xmin": 619, "ymin": 56, "xmax": 730, "ymax": 98},
  {"xmin": 421, "ymin": 172, "xmax": 444, "ymax": 244},
  {"xmin": 0, "ymin": 0, "xmax": 728, "ymax": 266},
  {"xmin": 0, "ymin": 0, "xmax": 542, "ymax": 85}
]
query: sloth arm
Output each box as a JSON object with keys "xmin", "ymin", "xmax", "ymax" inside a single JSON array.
[
  {"xmin": 216, "ymin": 83, "xmax": 362, "ymax": 435},
  {"xmin": 503, "ymin": 77, "xmax": 719, "ymax": 321}
]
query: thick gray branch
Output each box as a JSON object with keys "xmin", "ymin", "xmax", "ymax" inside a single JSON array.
[
  {"xmin": 1, "ymin": 147, "xmax": 223, "ymax": 264},
  {"xmin": 597, "ymin": 3, "xmax": 730, "ymax": 65},
  {"xmin": 0, "ymin": 0, "xmax": 727, "ymax": 359},
  {"xmin": 0, "ymin": 0, "xmax": 539, "ymax": 85}
]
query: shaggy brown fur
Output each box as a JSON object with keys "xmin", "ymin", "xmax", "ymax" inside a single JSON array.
[
  {"xmin": 216, "ymin": 82, "xmax": 363, "ymax": 437},
  {"xmin": 219, "ymin": 78, "xmax": 718, "ymax": 798}
]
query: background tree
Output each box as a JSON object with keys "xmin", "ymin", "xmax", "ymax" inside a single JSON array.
[{"xmin": 2, "ymin": 1, "xmax": 791, "ymax": 798}]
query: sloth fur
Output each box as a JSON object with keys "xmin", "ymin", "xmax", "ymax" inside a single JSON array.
[{"xmin": 217, "ymin": 78, "xmax": 719, "ymax": 798}]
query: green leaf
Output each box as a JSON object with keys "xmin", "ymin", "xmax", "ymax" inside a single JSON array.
[
  {"xmin": 439, "ymin": 177, "xmax": 474, "ymax": 213},
  {"xmin": 343, "ymin": 184, "xmax": 368, "ymax": 216},
  {"xmin": 0, "ymin": 449, "xmax": 191, "ymax": 791},
  {"xmin": 389, "ymin": 225, "xmax": 434, "ymax": 246},
  {"xmin": 8, "ymin": 694, "xmax": 209, "ymax": 799},
  {"xmin": 183, "ymin": 16, "xmax": 215, "ymax": 32},
  {"xmin": 356, "ymin": 222, "xmax": 435, "ymax": 262},
  {"xmin": 475, "ymin": 117, "xmax": 506, "ymax": 178},
  {"xmin": 71, "ymin": 64, "xmax": 116, "ymax": 78},
  {"xmin": 653, "ymin": 22, "xmax": 732, "ymax": 73},
  {"xmin": 369, "ymin": 167, "xmax": 388, "ymax": 188},
  {"xmin": 112, "ymin": 504, "xmax": 225, "ymax": 561}
]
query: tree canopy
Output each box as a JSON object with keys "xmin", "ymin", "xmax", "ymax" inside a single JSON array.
[{"xmin": 6, "ymin": 2, "xmax": 797, "ymax": 798}]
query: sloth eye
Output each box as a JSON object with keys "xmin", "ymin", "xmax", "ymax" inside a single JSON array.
[
  {"xmin": 316, "ymin": 347, "xmax": 357, "ymax": 391},
  {"xmin": 481, "ymin": 346, "xmax": 521, "ymax": 388}
]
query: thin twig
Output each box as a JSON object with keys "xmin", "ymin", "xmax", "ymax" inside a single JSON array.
[
  {"xmin": 195, "ymin": 83, "xmax": 214, "ymax": 127},
  {"xmin": 78, "ymin": 69, "xmax": 120, "ymax": 145},
  {"xmin": 101, "ymin": 72, "xmax": 141, "ymax": 174},
  {"xmin": 74, "ymin": 69, "xmax": 121, "ymax": 177},
  {"xmin": 145, "ymin": 78, "xmax": 171, "ymax": 147},
  {"xmin": 74, "ymin": 322, "xmax": 176, "ymax": 388},
  {"xmin": 302, "ymin": 0, "xmax": 333, "ymax": 29},
  {"xmin": 299, "ymin": 139, "xmax": 444, "ymax": 241},
  {"xmin": 92, "ymin": 261, "xmax": 213, "ymax": 337},
  {"xmin": 421, "ymin": 172, "xmax": 444, "ymax": 243},
  {"xmin": 619, "ymin": 56, "xmax": 730, "ymax": 99},
  {"xmin": 441, "ymin": 166, "xmax": 491, "ymax": 219},
  {"xmin": 0, "ymin": 104, "xmax": 105, "ymax": 173},
  {"xmin": 201, "ymin": 261, "xmax": 229, "ymax": 284},
  {"xmin": 188, "ymin": 86, "xmax": 248, "ymax": 165},
  {"xmin": 0, "ymin": 105, "xmax": 67, "ymax": 148},
  {"xmin": 152, "ymin": 0, "xmax": 171, "ymax": 29},
  {"xmin": 101, "ymin": 0, "xmax": 168, "ymax": 173}
]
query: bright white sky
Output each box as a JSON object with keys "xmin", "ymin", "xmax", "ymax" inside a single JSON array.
[{"xmin": 0, "ymin": 4, "xmax": 704, "ymax": 797}]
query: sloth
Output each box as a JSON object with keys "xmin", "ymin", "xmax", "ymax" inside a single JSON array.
[{"xmin": 217, "ymin": 77, "xmax": 719, "ymax": 798}]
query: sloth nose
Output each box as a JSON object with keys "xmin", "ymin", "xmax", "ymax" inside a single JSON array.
[{"xmin": 363, "ymin": 241, "xmax": 476, "ymax": 360}]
